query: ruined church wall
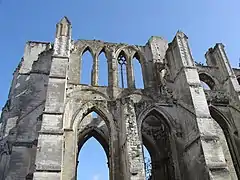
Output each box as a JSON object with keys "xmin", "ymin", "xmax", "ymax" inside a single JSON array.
[
  {"xmin": 1, "ymin": 16, "xmax": 240, "ymax": 180},
  {"xmin": 0, "ymin": 43, "xmax": 53, "ymax": 180}
]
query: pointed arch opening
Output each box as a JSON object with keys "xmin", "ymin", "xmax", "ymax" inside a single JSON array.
[
  {"xmin": 132, "ymin": 52, "xmax": 144, "ymax": 89},
  {"xmin": 142, "ymin": 139, "xmax": 153, "ymax": 180},
  {"xmin": 117, "ymin": 51, "xmax": 128, "ymax": 88},
  {"xmin": 77, "ymin": 137, "xmax": 109, "ymax": 180},
  {"xmin": 80, "ymin": 47, "xmax": 94, "ymax": 85},
  {"xmin": 199, "ymin": 73, "xmax": 215, "ymax": 90},
  {"xmin": 209, "ymin": 106, "xmax": 240, "ymax": 179},
  {"xmin": 76, "ymin": 111, "xmax": 110, "ymax": 180},
  {"xmin": 141, "ymin": 109, "xmax": 176, "ymax": 180},
  {"xmin": 200, "ymin": 81, "xmax": 211, "ymax": 90},
  {"xmin": 237, "ymin": 76, "xmax": 240, "ymax": 85},
  {"xmin": 98, "ymin": 49, "xmax": 108, "ymax": 86}
]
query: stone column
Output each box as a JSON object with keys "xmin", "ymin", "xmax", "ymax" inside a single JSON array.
[
  {"xmin": 33, "ymin": 17, "xmax": 71, "ymax": 180},
  {"xmin": 126, "ymin": 57, "xmax": 135, "ymax": 89},
  {"xmin": 106, "ymin": 48, "xmax": 118, "ymax": 98},
  {"xmin": 61, "ymin": 129, "xmax": 78, "ymax": 180},
  {"xmin": 166, "ymin": 32, "xmax": 231, "ymax": 180},
  {"xmin": 145, "ymin": 36, "xmax": 168, "ymax": 89},
  {"xmin": 68, "ymin": 52, "xmax": 81, "ymax": 84},
  {"xmin": 92, "ymin": 55, "xmax": 99, "ymax": 86},
  {"xmin": 119, "ymin": 98, "xmax": 145, "ymax": 180}
]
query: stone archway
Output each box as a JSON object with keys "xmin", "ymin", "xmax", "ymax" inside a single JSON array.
[
  {"xmin": 138, "ymin": 107, "xmax": 180, "ymax": 180},
  {"xmin": 61, "ymin": 102, "xmax": 117, "ymax": 180},
  {"xmin": 76, "ymin": 114, "xmax": 110, "ymax": 179},
  {"xmin": 209, "ymin": 105, "xmax": 240, "ymax": 179},
  {"xmin": 199, "ymin": 72, "xmax": 216, "ymax": 90}
]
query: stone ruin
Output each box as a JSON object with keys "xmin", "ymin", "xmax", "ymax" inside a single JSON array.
[{"xmin": 0, "ymin": 17, "xmax": 240, "ymax": 180}]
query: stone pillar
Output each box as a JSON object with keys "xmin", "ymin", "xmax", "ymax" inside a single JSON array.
[
  {"xmin": 145, "ymin": 36, "xmax": 168, "ymax": 89},
  {"xmin": 127, "ymin": 57, "xmax": 135, "ymax": 89},
  {"xmin": 166, "ymin": 32, "xmax": 231, "ymax": 180},
  {"xmin": 69, "ymin": 52, "xmax": 81, "ymax": 84},
  {"xmin": 120, "ymin": 98, "xmax": 145, "ymax": 180},
  {"xmin": 106, "ymin": 48, "xmax": 118, "ymax": 98},
  {"xmin": 92, "ymin": 55, "xmax": 99, "ymax": 86},
  {"xmin": 33, "ymin": 17, "xmax": 71, "ymax": 180},
  {"xmin": 61, "ymin": 130, "xmax": 78, "ymax": 180}
]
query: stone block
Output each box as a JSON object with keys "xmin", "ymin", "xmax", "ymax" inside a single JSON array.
[
  {"xmin": 50, "ymin": 57, "xmax": 68, "ymax": 78},
  {"xmin": 35, "ymin": 134, "xmax": 62, "ymax": 171},
  {"xmin": 41, "ymin": 114, "xmax": 63, "ymax": 132},
  {"xmin": 45, "ymin": 78, "xmax": 66, "ymax": 113},
  {"xmin": 33, "ymin": 172, "xmax": 61, "ymax": 180}
]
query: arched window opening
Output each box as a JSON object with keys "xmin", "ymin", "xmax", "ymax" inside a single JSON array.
[
  {"xmin": 118, "ymin": 51, "xmax": 128, "ymax": 88},
  {"xmin": 132, "ymin": 53, "xmax": 144, "ymax": 89},
  {"xmin": 212, "ymin": 121, "xmax": 238, "ymax": 179},
  {"xmin": 209, "ymin": 107, "xmax": 240, "ymax": 179},
  {"xmin": 80, "ymin": 48, "xmax": 93, "ymax": 85},
  {"xmin": 76, "ymin": 110, "xmax": 110, "ymax": 180},
  {"xmin": 201, "ymin": 81, "xmax": 211, "ymax": 90},
  {"xmin": 98, "ymin": 50, "xmax": 108, "ymax": 86},
  {"xmin": 141, "ymin": 111, "xmax": 175, "ymax": 180},
  {"xmin": 199, "ymin": 73, "xmax": 215, "ymax": 90},
  {"xmin": 143, "ymin": 145, "xmax": 152, "ymax": 180},
  {"xmin": 77, "ymin": 137, "xmax": 109, "ymax": 180},
  {"xmin": 91, "ymin": 112, "xmax": 98, "ymax": 118},
  {"xmin": 237, "ymin": 77, "xmax": 240, "ymax": 85}
]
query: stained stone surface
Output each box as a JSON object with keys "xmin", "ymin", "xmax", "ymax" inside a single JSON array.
[{"xmin": 0, "ymin": 17, "xmax": 240, "ymax": 180}]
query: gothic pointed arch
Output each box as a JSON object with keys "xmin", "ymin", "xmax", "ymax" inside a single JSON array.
[
  {"xmin": 138, "ymin": 106, "xmax": 180, "ymax": 179},
  {"xmin": 237, "ymin": 76, "xmax": 240, "ymax": 85},
  {"xmin": 63, "ymin": 102, "xmax": 116, "ymax": 180},
  {"xmin": 81, "ymin": 46, "xmax": 95, "ymax": 57},
  {"xmin": 71, "ymin": 102, "xmax": 115, "ymax": 133},
  {"xmin": 77, "ymin": 126, "xmax": 109, "ymax": 158},
  {"xmin": 199, "ymin": 72, "xmax": 215, "ymax": 90},
  {"xmin": 132, "ymin": 52, "xmax": 145, "ymax": 88},
  {"xmin": 209, "ymin": 105, "xmax": 240, "ymax": 178},
  {"xmin": 80, "ymin": 46, "xmax": 95, "ymax": 85},
  {"xmin": 76, "ymin": 120, "xmax": 110, "ymax": 180},
  {"xmin": 117, "ymin": 50, "xmax": 128, "ymax": 88},
  {"xmin": 138, "ymin": 105, "xmax": 176, "ymax": 132},
  {"xmin": 97, "ymin": 47, "xmax": 109, "ymax": 86}
]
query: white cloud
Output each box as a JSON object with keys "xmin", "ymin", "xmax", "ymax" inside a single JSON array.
[{"xmin": 93, "ymin": 174, "xmax": 100, "ymax": 180}]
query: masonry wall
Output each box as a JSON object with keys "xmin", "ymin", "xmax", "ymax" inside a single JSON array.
[
  {"xmin": 0, "ymin": 17, "xmax": 240, "ymax": 180},
  {"xmin": 0, "ymin": 42, "xmax": 52, "ymax": 180}
]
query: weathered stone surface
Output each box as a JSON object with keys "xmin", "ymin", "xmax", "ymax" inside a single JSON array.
[{"xmin": 0, "ymin": 17, "xmax": 240, "ymax": 180}]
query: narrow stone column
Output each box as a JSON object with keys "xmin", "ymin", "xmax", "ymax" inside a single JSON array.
[
  {"xmin": 166, "ymin": 32, "xmax": 231, "ymax": 180},
  {"xmin": 33, "ymin": 17, "xmax": 71, "ymax": 180},
  {"xmin": 61, "ymin": 130, "xmax": 78, "ymax": 180},
  {"xmin": 120, "ymin": 98, "xmax": 145, "ymax": 180},
  {"xmin": 92, "ymin": 55, "xmax": 99, "ymax": 86},
  {"xmin": 69, "ymin": 52, "xmax": 81, "ymax": 84},
  {"xmin": 106, "ymin": 48, "xmax": 118, "ymax": 98},
  {"xmin": 126, "ymin": 57, "xmax": 135, "ymax": 89}
]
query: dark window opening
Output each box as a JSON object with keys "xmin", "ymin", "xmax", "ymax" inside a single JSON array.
[{"xmin": 118, "ymin": 51, "xmax": 128, "ymax": 88}]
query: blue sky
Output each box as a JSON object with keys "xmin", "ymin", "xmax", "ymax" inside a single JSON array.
[{"xmin": 0, "ymin": 1, "xmax": 240, "ymax": 179}]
